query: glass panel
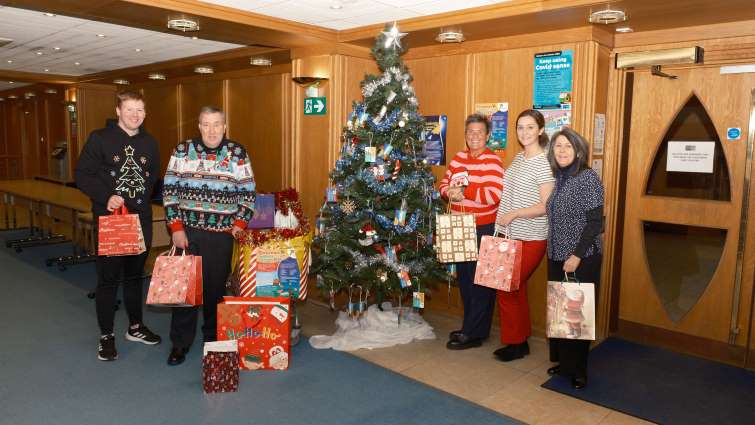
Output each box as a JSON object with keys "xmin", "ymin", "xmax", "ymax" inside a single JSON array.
[
  {"xmin": 643, "ymin": 221, "xmax": 727, "ymax": 323},
  {"xmin": 645, "ymin": 95, "xmax": 730, "ymax": 201}
]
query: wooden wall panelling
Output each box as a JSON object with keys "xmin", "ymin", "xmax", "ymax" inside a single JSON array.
[
  {"xmin": 281, "ymin": 73, "xmax": 294, "ymax": 189},
  {"xmin": 227, "ymin": 73, "xmax": 285, "ymax": 192},
  {"xmin": 21, "ymin": 98, "xmax": 40, "ymax": 178},
  {"xmin": 139, "ymin": 84, "xmax": 180, "ymax": 174},
  {"xmin": 178, "ymin": 80, "xmax": 224, "ymax": 144},
  {"xmin": 0, "ymin": 102, "xmax": 8, "ymax": 157},
  {"xmin": 43, "ymin": 92, "xmax": 68, "ymax": 179},
  {"xmin": 75, "ymin": 84, "xmax": 117, "ymax": 156}
]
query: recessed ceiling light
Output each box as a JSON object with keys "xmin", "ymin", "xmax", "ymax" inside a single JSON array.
[
  {"xmin": 97, "ymin": 34, "xmax": 106, "ymax": 38},
  {"xmin": 0, "ymin": 98, "xmax": 4, "ymax": 101},
  {"xmin": 250, "ymin": 57, "xmax": 272, "ymax": 66},
  {"xmin": 6, "ymin": 60, "xmax": 12, "ymax": 63},
  {"xmin": 35, "ymin": 51, "xmax": 43, "ymax": 55},
  {"xmin": 74, "ymin": 62, "xmax": 81, "ymax": 66},
  {"xmin": 8, "ymin": 81, "xmax": 14, "ymax": 84},
  {"xmin": 436, "ymin": 27, "xmax": 465, "ymax": 43},
  {"xmin": 167, "ymin": 18, "xmax": 200, "ymax": 32},
  {"xmin": 148, "ymin": 73, "xmax": 166, "ymax": 80},
  {"xmin": 25, "ymin": 92, "xmax": 36, "ymax": 98},
  {"xmin": 191, "ymin": 36, "xmax": 198, "ymax": 40},
  {"xmin": 135, "ymin": 48, "xmax": 142, "ymax": 52},
  {"xmin": 53, "ymin": 47, "xmax": 61, "ymax": 51},
  {"xmin": 194, "ymin": 65, "xmax": 213, "ymax": 74},
  {"xmin": 615, "ymin": 27, "xmax": 634, "ymax": 33},
  {"xmin": 44, "ymin": 88, "xmax": 58, "ymax": 94},
  {"xmin": 8, "ymin": 95, "xmax": 18, "ymax": 99},
  {"xmin": 43, "ymin": 12, "xmax": 55, "ymax": 17},
  {"xmin": 330, "ymin": 3, "xmax": 343, "ymax": 9},
  {"xmin": 44, "ymin": 68, "xmax": 50, "ymax": 72},
  {"xmin": 113, "ymin": 79, "xmax": 130, "ymax": 85},
  {"xmin": 588, "ymin": 8, "xmax": 627, "ymax": 24}
]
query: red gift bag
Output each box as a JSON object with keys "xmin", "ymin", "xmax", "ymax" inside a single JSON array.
[
  {"xmin": 146, "ymin": 247, "xmax": 203, "ymax": 307},
  {"xmin": 217, "ymin": 297, "xmax": 290, "ymax": 370},
  {"xmin": 97, "ymin": 206, "xmax": 146, "ymax": 256},
  {"xmin": 202, "ymin": 340, "xmax": 240, "ymax": 393},
  {"xmin": 473, "ymin": 229, "xmax": 522, "ymax": 292}
]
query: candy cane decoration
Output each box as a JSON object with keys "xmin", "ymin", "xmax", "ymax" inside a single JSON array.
[
  {"xmin": 391, "ymin": 160, "xmax": 401, "ymax": 180},
  {"xmin": 299, "ymin": 247, "xmax": 310, "ymax": 300},
  {"xmin": 240, "ymin": 246, "xmax": 257, "ymax": 297}
]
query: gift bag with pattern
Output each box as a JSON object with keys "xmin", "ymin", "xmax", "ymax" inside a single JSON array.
[
  {"xmin": 473, "ymin": 229, "xmax": 522, "ymax": 291},
  {"xmin": 97, "ymin": 206, "xmax": 146, "ymax": 256},
  {"xmin": 202, "ymin": 340, "xmax": 239, "ymax": 393},
  {"xmin": 435, "ymin": 205, "xmax": 477, "ymax": 263},
  {"xmin": 146, "ymin": 247, "xmax": 203, "ymax": 307},
  {"xmin": 546, "ymin": 276, "xmax": 596, "ymax": 341}
]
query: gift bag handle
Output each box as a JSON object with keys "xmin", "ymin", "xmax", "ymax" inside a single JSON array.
[
  {"xmin": 446, "ymin": 201, "xmax": 467, "ymax": 214},
  {"xmin": 563, "ymin": 272, "xmax": 580, "ymax": 283},
  {"xmin": 160, "ymin": 245, "xmax": 187, "ymax": 257},
  {"xmin": 493, "ymin": 226, "xmax": 511, "ymax": 239},
  {"xmin": 112, "ymin": 206, "xmax": 129, "ymax": 215}
]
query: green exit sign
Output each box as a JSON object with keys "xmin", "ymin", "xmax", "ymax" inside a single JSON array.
[{"xmin": 304, "ymin": 97, "xmax": 326, "ymax": 115}]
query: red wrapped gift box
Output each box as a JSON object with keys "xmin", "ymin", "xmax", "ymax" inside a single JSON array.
[
  {"xmin": 146, "ymin": 249, "xmax": 203, "ymax": 307},
  {"xmin": 474, "ymin": 234, "xmax": 522, "ymax": 292},
  {"xmin": 217, "ymin": 297, "xmax": 290, "ymax": 370},
  {"xmin": 97, "ymin": 207, "xmax": 146, "ymax": 256},
  {"xmin": 202, "ymin": 340, "xmax": 240, "ymax": 393}
]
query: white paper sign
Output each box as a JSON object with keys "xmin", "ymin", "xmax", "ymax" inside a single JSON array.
[
  {"xmin": 666, "ymin": 141, "xmax": 715, "ymax": 173},
  {"xmin": 593, "ymin": 113, "xmax": 605, "ymax": 155}
]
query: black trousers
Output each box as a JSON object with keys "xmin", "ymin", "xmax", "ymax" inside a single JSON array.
[
  {"xmin": 170, "ymin": 228, "xmax": 234, "ymax": 350},
  {"xmin": 456, "ymin": 223, "xmax": 496, "ymax": 340},
  {"xmin": 547, "ymin": 254, "xmax": 602, "ymax": 380},
  {"xmin": 94, "ymin": 215, "xmax": 152, "ymax": 335}
]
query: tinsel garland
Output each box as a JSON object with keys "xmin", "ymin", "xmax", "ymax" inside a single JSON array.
[{"xmin": 371, "ymin": 209, "xmax": 421, "ymax": 233}]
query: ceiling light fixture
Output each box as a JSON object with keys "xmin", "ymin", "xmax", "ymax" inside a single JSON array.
[
  {"xmin": 436, "ymin": 27, "xmax": 465, "ymax": 43},
  {"xmin": 113, "ymin": 79, "xmax": 129, "ymax": 85},
  {"xmin": 44, "ymin": 68, "xmax": 50, "ymax": 72},
  {"xmin": 0, "ymin": 98, "xmax": 4, "ymax": 101},
  {"xmin": 135, "ymin": 48, "xmax": 142, "ymax": 52},
  {"xmin": 35, "ymin": 51, "xmax": 43, "ymax": 55},
  {"xmin": 25, "ymin": 92, "xmax": 36, "ymax": 98},
  {"xmin": 97, "ymin": 34, "xmax": 106, "ymax": 38},
  {"xmin": 44, "ymin": 88, "xmax": 58, "ymax": 94},
  {"xmin": 53, "ymin": 47, "xmax": 61, "ymax": 51},
  {"xmin": 194, "ymin": 65, "xmax": 213, "ymax": 74},
  {"xmin": 167, "ymin": 18, "xmax": 200, "ymax": 32},
  {"xmin": 6, "ymin": 60, "xmax": 12, "ymax": 63},
  {"xmin": 330, "ymin": 3, "xmax": 343, "ymax": 9},
  {"xmin": 44, "ymin": 12, "xmax": 55, "ymax": 17},
  {"xmin": 588, "ymin": 7, "xmax": 627, "ymax": 24},
  {"xmin": 615, "ymin": 27, "xmax": 634, "ymax": 33},
  {"xmin": 8, "ymin": 81, "xmax": 14, "ymax": 84},
  {"xmin": 250, "ymin": 57, "xmax": 272, "ymax": 66},
  {"xmin": 191, "ymin": 36, "xmax": 199, "ymax": 40},
  {"xmin": 74, "ymin": 62, "xmax": 80, "ymax": 66},
  {"xmin": 8, "ymin": 95, "xmax": 18, "ymax": 99},
  {"xmin": 148, "ymin": 73, "xmax": 166, "ymax": 80}
]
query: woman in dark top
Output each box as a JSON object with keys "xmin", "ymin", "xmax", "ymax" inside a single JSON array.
[{"xmin": 545, "ymin": 127, "xmax": 604, "ymax": 390}]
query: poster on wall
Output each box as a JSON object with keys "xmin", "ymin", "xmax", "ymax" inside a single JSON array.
[
  {"xmin": 421, "ymin": 115, "xmax": 447, "ymax": 165},
  {"xmin": 539, "ymin": 109, "xmax": 572, "ymax": 139},
  {"xmin": 474, "ymin": 102, "xmax": 508, "ymax": 151},
  {"xmin": 666, "ymin": 141, "xmax": 715, "ymax": 173},
  {"xmin": 533, "ymin": 50, "xmax": 574, "ymax": 110}
]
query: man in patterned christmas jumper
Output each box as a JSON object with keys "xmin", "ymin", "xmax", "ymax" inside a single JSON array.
[
  {"xmin": 75, "ymin": 90, "xmax": 162, "ymax": 361},
  {"xmin": 163, "ymin": 106, "xmax": 256, "ymax": 366}
]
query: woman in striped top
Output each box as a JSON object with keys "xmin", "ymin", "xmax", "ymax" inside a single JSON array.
[
  {"xmin": 493, "ymin": 109, "xmax": 555, "ymax": 362},
  {"xmin": 440, "ymin": 113, "xmax": 504, "ymax": 350}
]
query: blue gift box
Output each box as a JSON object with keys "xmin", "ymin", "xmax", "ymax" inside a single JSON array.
[{"xmin": 246, "ymin": 193, "xmax": 275, "ymax": 229}]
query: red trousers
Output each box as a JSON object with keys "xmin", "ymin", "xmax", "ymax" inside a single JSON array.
[{"xmin": 497, "ymin": 239, "xmax": 547, "ymax": 344}]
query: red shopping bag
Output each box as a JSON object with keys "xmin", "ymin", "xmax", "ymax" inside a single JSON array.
[
  {"xmin": 146, "ymin": 247, "xmax": 203, "ymax": 306},
  {"xmin": 97, "ymin": 206, "xmax": 146, "ymax": 256},
  {"xmin": 473, "ymin": 229, "xmax": 522, "ymax": 291}
]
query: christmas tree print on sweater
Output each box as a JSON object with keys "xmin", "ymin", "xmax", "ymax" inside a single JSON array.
[{"xmin": 115, "ymin": 145, "xmax": 146, "ymax": 199}]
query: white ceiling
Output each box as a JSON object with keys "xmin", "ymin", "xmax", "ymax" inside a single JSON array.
[
  {"xmin": 200, "ymin": 0, "xmax": 512, "ymax": 30},
  {"xmin": 0, "ymin": 6, "xmax": 244, "ymax": 77}
]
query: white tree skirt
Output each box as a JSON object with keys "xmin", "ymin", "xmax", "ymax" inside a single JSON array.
[{"xmin": 309, "ymin": 302, "xmax": 436, "ymax": 351}]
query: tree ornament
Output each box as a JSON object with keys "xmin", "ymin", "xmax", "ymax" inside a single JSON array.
[
  {"xmin": 378, "ymin": 270, "xmax": 388, "ymax": 282},
  {"xmin": 382, "ymin": 22, "xmax": 407, "ymax": 50},
  {"xmin": 340, "ymin": 198, "xmax": 357, "ymax": 215},
  {"xmin": 386, "ymin": 90, "xmax": 397, "ymax": 104},
  {"xmin": 391, "ymin": 160, "xmax": 401, "ymax": 180},
  {"xmin": 358, "ymin": 223, "xmax": 377, "ymax": 246},
  {"xmin": 398, "ymin": 120, "xmax": 405, "ymax": 128}
]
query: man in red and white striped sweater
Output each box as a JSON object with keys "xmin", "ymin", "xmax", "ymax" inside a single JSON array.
[{"xmin": 439, "ymin": 113, "xmax": 504, "ymax": 350}]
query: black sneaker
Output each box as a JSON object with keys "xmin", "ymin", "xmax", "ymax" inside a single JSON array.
[
  {"xmin": 97, "ymin": 334, "xmax": 118, "ymax": 361},
  {"xmin": 125, "ymin": 324, "xmax": 162, "ymax": 345}
]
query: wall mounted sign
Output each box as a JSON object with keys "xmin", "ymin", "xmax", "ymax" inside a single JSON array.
[
  {"xmin": 421, "ymin": 115, "xmax": 447, "ymax": 165},
  {"xmin": 304, "ymin": 97, "xmax": 326, "ymax": 115},
  {"xmin": 727, "ymin": 127, "xmax": 742, "ymax": 140},
  {"xmin": 474, "ymin": 102, "xmax": 508, "ymax": 151},
  {"xmin": 533, "ymin": 50, "xmax": 574, "ymax": 110},
  {"xmin": 666, "ymin": 141, "xmax": 715, "ymax": 173}
]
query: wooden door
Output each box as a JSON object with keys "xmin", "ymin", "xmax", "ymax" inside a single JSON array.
[{"xmin": 617, "ymin": 66, "xmax": 755, "ymax": 366}]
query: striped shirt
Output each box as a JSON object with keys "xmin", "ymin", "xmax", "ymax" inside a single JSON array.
[
  {"xmin": 439, "ymin": 149, "xmax": 504, "ymax": 225},
  {"xmin": 495, "ymin": 152, "xmax": 555, "ymax": 240}
]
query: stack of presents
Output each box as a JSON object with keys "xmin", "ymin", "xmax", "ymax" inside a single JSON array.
[{"xmin": 98, "ymin": 189, "xmax": 311, "ymax": 394}]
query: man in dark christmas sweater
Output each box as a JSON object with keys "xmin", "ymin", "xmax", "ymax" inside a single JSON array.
[
  {"xmin": 163, "ymin": 106, "xmax": 256, "ymax": 366},
  {"xmin": 75, "ymin": 90, "xmax": 162, "ymax": 361}
]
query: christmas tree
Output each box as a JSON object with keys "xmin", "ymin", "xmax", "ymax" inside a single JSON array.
[
  {"xmin": 312, "ymin": 23, "xmax": 447, "ymax": 309},
  {"xmin": 115, "ymin": 145, "xmax": 146, "ymax": 198}
]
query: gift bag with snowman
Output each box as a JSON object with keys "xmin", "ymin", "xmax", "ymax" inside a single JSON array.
[{"xmin": 217, "ymin": 297, "xmax": 291, "ymax": 370}]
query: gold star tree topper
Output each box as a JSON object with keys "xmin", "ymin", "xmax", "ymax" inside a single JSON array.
[{"xmin": 382, "ymin": 22, "xmax": 407, "ymax": 49}]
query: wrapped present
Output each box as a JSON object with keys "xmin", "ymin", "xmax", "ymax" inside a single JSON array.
[
  {"xmin": 235, "ymin": 232, "xmax": 312, "ymax": 300},
  {"xmin": 546, "ymin": 279, "xmax": 596, "ymax": 341},
  {"xmin": 146, "ymin": 248, "xmax": 203, "ymax": 306},
  {"xmin": 246, "ymin": 193, "xmax": 275, "ymax": 229},
  {"xmin": 202, "ymin": 340, "xmax": 239, "ymax": 393},
  {"xmin": 435, "ymin": 210, "xmax": 477, "ymax": 263},
  {"xmin": 97, "ymin": 206, "xmax": 146, "ymax": 256},
  {"xmin": 217, "ymin": 297, "xmax": 291, "ymax": 370},
  {"xmin": 473, "ymin": 232, "xmax": 522, "ymax": 291}
]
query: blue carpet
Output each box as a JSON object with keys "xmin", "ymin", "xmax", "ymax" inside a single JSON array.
[
  {"xmin": 0, "ymin": 232, "xmax": 518, "ymax": 425},
  {"xmin": 542, "ymin": 337, "xmax": 755, "ymax": 425}
]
